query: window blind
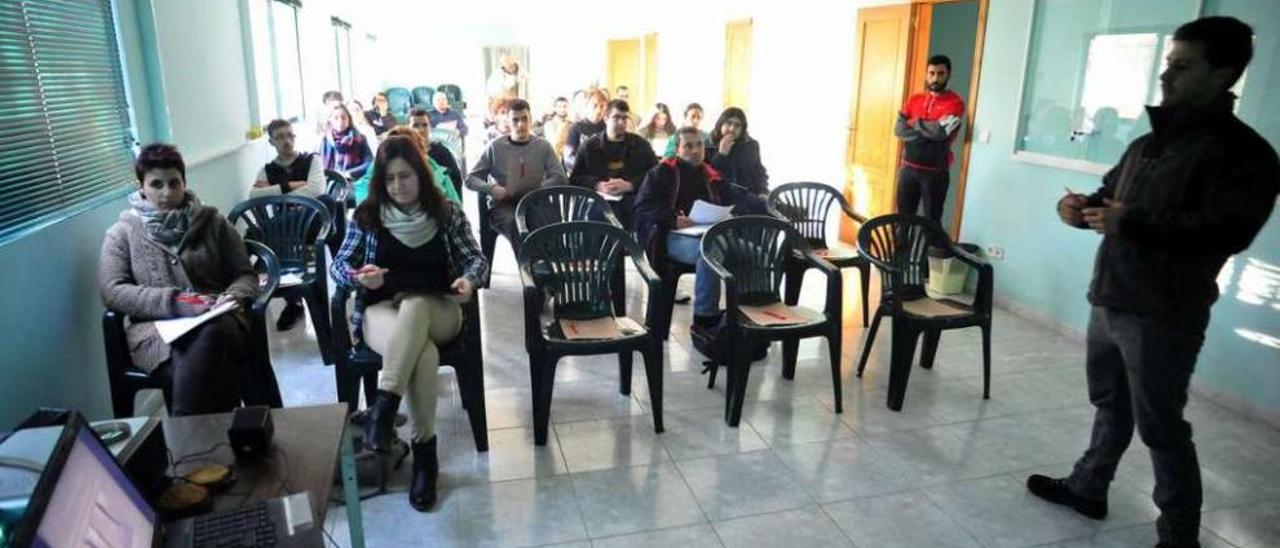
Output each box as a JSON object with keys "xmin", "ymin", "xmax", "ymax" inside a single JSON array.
[{"xmin": 0, "ymin": 0, "xmax": 136, "ymax": 243}]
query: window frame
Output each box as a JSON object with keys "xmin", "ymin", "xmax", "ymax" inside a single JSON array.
[{"xmin": 0, "ymin": 0, "xmax": 140, "ymax": 245}]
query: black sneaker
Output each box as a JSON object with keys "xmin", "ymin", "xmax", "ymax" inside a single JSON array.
[
  {"xmin": 1155, "ymin": 543, "xmax": 1200, "ymax": 548},
  {"xmin": 674, "ymin": 289, "xmax": 692, "ymax": 305},
  {"xmin": 1026, "ymin": 475, "xmax": 1107, "ymax": 519},
  {"xmin": 276, "ymin": 300, "xmax": 305, "ymax": 331}
]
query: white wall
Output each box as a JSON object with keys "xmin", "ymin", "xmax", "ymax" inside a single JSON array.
[{"xmin": 378, "ymin": 0, "xmax": 906, "ymax": 190}]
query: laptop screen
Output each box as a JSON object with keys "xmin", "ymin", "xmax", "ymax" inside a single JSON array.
[{"xmin": 32, "ymin": 427, "xmax": 155, "ymax": 548}]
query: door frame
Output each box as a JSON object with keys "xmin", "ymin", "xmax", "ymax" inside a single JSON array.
[{"xmin": 904, "ymin": 0, "xmax": 990, "ymax": 239}]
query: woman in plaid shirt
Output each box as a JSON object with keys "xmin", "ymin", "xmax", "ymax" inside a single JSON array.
[{"xmin": 330, "ymin": 136, "xmax": 488, "ymax": 512}]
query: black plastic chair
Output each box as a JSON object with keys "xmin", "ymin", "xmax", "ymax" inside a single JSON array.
[
  {"xmin": 228, "ymin": 195, "xmax": 335, "ymax": 365},
  {"xmin": 520, "ymin": 222, "xmax": 664, "ymax": 445},
  {"xmin": 326, "ymin": 169, "xmax": 353, "ymax": 209},
  {"xmin": 701, "ymin": 216, "xmax": 844, "ymax": 426},
  {"xmin": 516, "ymin": 186, "xmax": 628, "ymax": 315},
  {"xmin": 768, "ymin": 182, "xmax": 872, "ymax": 329},
  {"xmin": 104, "ymin": 240, "xmax": 283, "ymax": 417},
  {"xmin": 329, "ymin": 287, "xmax": 489, "ymax": 452},
  {"xmin": 855, "ymin": 214, "xmax": 993, "ymax": 411}
]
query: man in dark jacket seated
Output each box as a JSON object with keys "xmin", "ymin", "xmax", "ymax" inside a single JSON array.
[
  {"xmin": 570, "ymin": 99, "xmax": 658, "ymax": 229},
  {"xmin": 634, "ymin": 126, "xmax": 765, "ymax": 330}
]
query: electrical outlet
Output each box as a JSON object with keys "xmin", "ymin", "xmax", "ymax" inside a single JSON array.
[{"xmin": 985, "ymin": 246, "xmax": 1006, "ymax": 261}]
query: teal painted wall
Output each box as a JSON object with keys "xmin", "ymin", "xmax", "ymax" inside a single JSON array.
[
  {"xmin": 928, "ymin": 0, "xmax": 980, "ymax": 232},
  {"xmin": 0, "ymin": 0, "xmax": 264, "ymax": 427},
  {"xmin": 962, "ymin": 0, "xmax": 1280, "ymax": 413}
]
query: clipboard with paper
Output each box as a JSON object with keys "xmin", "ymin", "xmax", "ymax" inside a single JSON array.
[{"xmin": 672, "ymin": 200, "xmax": 733, "ymax": 236}]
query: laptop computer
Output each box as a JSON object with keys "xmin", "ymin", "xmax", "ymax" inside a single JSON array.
[{"xmin": 9, "ymin": 413, "xmax": 322, "ymax": 548}]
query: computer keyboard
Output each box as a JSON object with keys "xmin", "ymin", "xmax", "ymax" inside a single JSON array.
[{"xmin": 191, "ymin": 502, "xmax": 278, "ymax": 547}]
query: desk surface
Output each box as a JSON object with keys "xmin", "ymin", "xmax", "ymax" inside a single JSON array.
[{"xmin": 163, "ymin": 404, "xmax": 347, "ymax": 523}]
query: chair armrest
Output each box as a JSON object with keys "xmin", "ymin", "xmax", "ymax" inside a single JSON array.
[
  {"xmin": 839, "ymin": 203, "xmax": 869, "ymax": 225},
  {"xmin": 800, "ymin": 251, "xmax": 843, "ymax": 317},
  {"xmin": 701, "ymin": 257, "xmax": 740, "ymax": 320},
  {"xmin": 948, "ymin": 243, "xmax": 993, "ymax": 312},
  {"xmin": 628, "ymin": 251, "xmax": 664, "ymax": 329},
  {"xmin": 519, "ymin": 263, "xmax": 544, "ymax": 347}
]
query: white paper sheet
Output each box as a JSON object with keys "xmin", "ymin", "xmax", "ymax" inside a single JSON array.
[
  {"xmin": 154, "ymin": 301, "xmax": 239, "ymax": 344},
  {"xmin": 687, "ymin": 200, "xmax": 734, "ymax": 225},
  {"xmin": 279, "ymin": 272, "xmax": 304, "ymax": 287},
  {"xmin": 596, "ymin": 191, "xmax": 625, "ymax": 202},
  {"xmin": 671, "ymin": 225, "xmax": 712, "ymax": 236}
]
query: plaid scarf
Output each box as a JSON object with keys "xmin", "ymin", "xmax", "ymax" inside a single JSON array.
[{"xmin": 322, "ymin": 126, "xmax": 368, "ymax": 174}]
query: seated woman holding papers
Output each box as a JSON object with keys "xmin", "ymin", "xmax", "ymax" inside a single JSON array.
[
  {"xmin": 98, "ymin": 144, "xmax": 258, "ymax": 416},
  {"xmin": 634, "ymin": 126, "xmax": 764, "ymax": 329},
  {"xmin": 331, "ymin": 135, "xmax": 488, "ymax": 512}
]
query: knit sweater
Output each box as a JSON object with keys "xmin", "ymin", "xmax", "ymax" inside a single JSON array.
[
  {"xmin": 465, "ymin": 136, "xmax": 566, "ymax": 199},
  {"xmin": 98, "ymin": 196, "xmax": 257, "ymax": 371}
]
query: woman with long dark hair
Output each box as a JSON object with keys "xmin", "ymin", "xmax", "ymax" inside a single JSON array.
[
  {"xmin": 708, "ymin": 107, "xmax": 769, "ymax": 196},
  {"xmin": 638, "ymin": 103, "xmax": 677, "ymax": 156},
  {"xmin": 331, "ymin": 136, "xmax": 488, "ymax": 511}
]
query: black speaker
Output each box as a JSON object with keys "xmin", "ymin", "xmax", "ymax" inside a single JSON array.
[{"xmin": 227, "ymin": 406, "xmax": 273, "ymax": 460}]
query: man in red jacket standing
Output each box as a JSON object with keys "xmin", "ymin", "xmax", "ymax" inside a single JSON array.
[{"xmin": 894, "ymin": 54, "xmax": 965, "ymax": 224}]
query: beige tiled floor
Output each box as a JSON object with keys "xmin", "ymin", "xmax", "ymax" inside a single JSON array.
[{"xmin": 264, "ymin": 244, "xmax": 1280, "ymax": 548}]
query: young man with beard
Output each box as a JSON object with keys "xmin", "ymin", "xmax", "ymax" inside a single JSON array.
[
  {"xmin": 569, "ymin": 99, "xmax": 657, "ymax": 228},
  {"xmin": 466, "ymin": 99, "xmax": 566, "ymax": 250},
  {"xmin": 893, "ymin": 54, "xmax": 964, "ymax": 224},
  {"xmin": 1030, "ymin": 17, "xmax": 1278, "ymax": 548}
]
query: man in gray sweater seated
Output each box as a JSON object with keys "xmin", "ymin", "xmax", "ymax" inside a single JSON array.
[{"xmin": 466, "ymin": 98, "xmax": 566, "ymax": 249}]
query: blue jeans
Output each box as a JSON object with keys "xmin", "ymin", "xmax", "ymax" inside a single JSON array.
[{"xmin": 666, "ymin": 233, "xmax": 720, "ymax": 317}]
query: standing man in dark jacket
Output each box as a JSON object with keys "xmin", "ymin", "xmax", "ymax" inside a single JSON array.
[
  {"xmin": 894, "ymin": 54, "xmax": 964, "ymax": 224},
  {"xmin": 1028, "ymin": 17, "xmax": 1279, "ymax": 548},
  {"xmin": 570, "ymin": 99, "xmax": 658, "ymax": 229}
]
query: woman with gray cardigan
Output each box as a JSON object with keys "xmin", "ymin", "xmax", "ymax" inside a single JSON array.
[{"xmin": 98, "ymin": 144, "xmax": 258, "ymax": 416}]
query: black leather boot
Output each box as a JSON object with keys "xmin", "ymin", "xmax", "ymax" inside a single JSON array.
[
  {"xmin": 363, "ymin": 389, "xmax": 401, "ymax": 453},
  {"xmin": 409, "ymin": 436, "xmax": 439, "ymax": 512}
]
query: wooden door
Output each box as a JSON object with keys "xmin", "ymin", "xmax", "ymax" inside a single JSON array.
[
  {"xmin": 642, "ymin": 33, "xmax": 658, "ymax": 112},
  {"xmin": 841, "ymin": 4, "xmax": 914, "ymax": 244},
  {"xmin": 723, "ymin": 18, "xmax": 753, "ymax": 110},
  {"xmin": 607, "ymin": 39, "xmax": 642, "ymax": 102}
]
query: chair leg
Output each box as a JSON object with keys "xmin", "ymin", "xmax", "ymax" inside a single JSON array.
[
  {"xmin": 856, "ymin": 307, "xmax": 885, "ymax": 377},
  {"xmin": 642, "ymin": 341, "xmax": 664, "ymax": 434},
  {"xmin": 706, "ymin": 361, "xmax": 719, "ymax": 389},
  {"xmin": 456, "ymin": 364, "xmax": 490, "ymax": 452},
  {"xmin": 334, "ymin": 355, "xmax": 360, "ymax": 414},
  {"xmin": 827, "ymin": 331, "xmax": 843, "ymax": 414},
  {"xmin": 659, "ymin": 273, "xmax": 680, "ymax": 342},
  {"xmin": 243, "ymin": 316, "xmax": 283, "ymax": 408},
  {"xmin": 858, "ymin": 263, "xmax": 871, "ymax": 327},
  {"xmin": 303, "ymin": 287, "xmax": 335, "ymax": 365},
  {"xmin": 981, "ymin": 322, "xmax": 992, "ymax": 399},
  {"xmin": 919, "ymin": 329, "xmax": 942, "ymax": 370},
  {"xmin": 612, "ymin": 261, "xmax": 627, "ymax": 317},
  {"xmin": 531, "ymin": 353, "xmax": 557, "ymax": 446},
  {"xmin": 618, "ymin": 351, "xmax": 633, "ymax": 396},
  {"xmin": 725, "ymin": 332, "xmax": 750, "ymax": 427},
  {"xmin": 886, "ymin": 319, "xmax": 919, "ymax": 411},
  {"xmin": 480, "ymin": 226, "xmax": 496, "ymax": 290},
  {"xmin": 781, "ymin": 337, "xmax": 799, "ymax": 380}
]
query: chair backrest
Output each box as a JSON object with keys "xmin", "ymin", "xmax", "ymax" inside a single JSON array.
[
  {"xmin": 856, "ymin": 214, "xmax": 947, "ymax": 298},
  {"xmin": 430, "ymin": 126, "xmax": 464, "ymax": 163},
  {"xmin": 228, "ymin": 195, "xmax": 332, "ymax": 272},
  {"xmin": 768, "ymin": 182, "xmax": 852, "ymax": 249},
  {"xmin": 411, "ymin": 86, "xmax": 435, "ymax": 108},
  {"xmin": 701, "ymin": 216, "xmax": 804, "ymax": 306},
  {"xmin": 521, "ymin": 221, "xmax": 641, "ymax": 320},
  {"xmin": 436, "ymin": 84, "xmax": 464, "ymax": 110},
  {"xmin": 515, "ymin": 186, "xmax": 621, "ymax": 240},
  {"xmin": 385, "ymin": 87, "xmax": 412, "ymax": 118},
  {"xmin": 244, "ymin": 239, "xmax": 281, "ymax": 308},
  {"xmin": 325, "ymin": 170, "xmax": 351, "ymax": 203}
]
